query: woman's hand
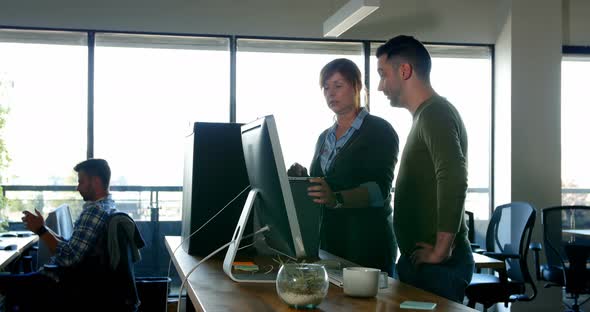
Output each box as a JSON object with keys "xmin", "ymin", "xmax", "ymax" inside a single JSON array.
[
  {"xmin": 308, "ymin": 177, "xmax": 337, "ymax": 207},
  {"xmin": 287, "ymin": 162, "xmax": 309, "ymax": 177}
]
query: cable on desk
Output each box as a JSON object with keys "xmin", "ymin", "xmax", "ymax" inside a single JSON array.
[
  {"xmin": 177, "ymin": 225, "xmax": 270, "ymax": 312},
  {"xmin": 166, "ymin": 185, "xmax": 251, "ymax": 280}
]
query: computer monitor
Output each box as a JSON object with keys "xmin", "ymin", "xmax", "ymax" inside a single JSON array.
[
  {"xmin": 223, "ymin": 115, "xmax": 309, "ymax": 283},
  {"xmin": 38, "ymin": 204, "xmax": 74, "ymax": 268},
  {"xmin": 181, "ymin": 122, "xmax": 251, "ymax": 257}
]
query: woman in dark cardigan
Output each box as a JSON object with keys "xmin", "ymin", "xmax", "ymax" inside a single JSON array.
[{"xmin": 290, "ymin": 58, "xmax": 399, "ymax": 275}]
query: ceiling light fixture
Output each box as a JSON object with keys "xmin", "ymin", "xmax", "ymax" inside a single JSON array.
[{"xmin": 323, "ymin": 0, "xmax": 380, "ymax": 38}]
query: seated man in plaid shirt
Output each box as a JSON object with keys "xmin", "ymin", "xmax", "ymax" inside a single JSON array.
[{"xmin": 0, "ymin": 158, "xmax": 117, "ymax": 311}]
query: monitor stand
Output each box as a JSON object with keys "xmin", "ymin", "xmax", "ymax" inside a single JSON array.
[{"xmin": 223, "ymin": 189, "xmax": 276, "ymax": 283}]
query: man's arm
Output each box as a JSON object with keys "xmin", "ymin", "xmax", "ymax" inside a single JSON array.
[
  {"xmin": 411, "ymin": 232, "xmax": 456, "ymax": 265},
  {"xmin": 53, "ymin": 207, "xmax": 106, "ymax": 267},
  {"xmin": 413, "ymin": 104, "xmax": 467, "ymax": 264},
  {"xmin": 22, "ymin": 209, "xmax": 60, "ymax": 253}
]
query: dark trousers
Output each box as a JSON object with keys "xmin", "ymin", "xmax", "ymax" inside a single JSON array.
[
  {"xmin": 396, "ymin": 254, "xmax": 474, "ymax": 303},
  {"xmin": 0, "ymin": 272, "xmax": 58, "ymax": 312}
]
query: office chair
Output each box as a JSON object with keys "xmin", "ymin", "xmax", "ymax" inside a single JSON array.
[
  {"xmin": 465, "ymin": 202, "xmax": 538, "ymax": 311},
  {"xmin": 465, "ymin": 210, "xmax": 484, "ymax": 252},
  {"xmin": 531, "ymin": 206, "xmax": 590, "ymax": 312},
  {"xmin": 6, "ymin": 212, "xmax": 145, "ymax": 312}
]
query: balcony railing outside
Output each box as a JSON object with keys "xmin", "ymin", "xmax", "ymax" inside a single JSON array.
[{"xmin": 1, "ymin": 185, "xmax": 182, "ymax": 222}]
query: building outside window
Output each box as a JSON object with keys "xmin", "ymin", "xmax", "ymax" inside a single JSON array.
[
  {"xmin": 561, "ymin": 54, "xmax": 590, "ymax": 205},
  {"xmin": 93, "ymin": 34, "xmax": 230, "ymax": 220},
  {"xmin": 0, "ymin": 29, "xmax": 87, "ymax": 220}
]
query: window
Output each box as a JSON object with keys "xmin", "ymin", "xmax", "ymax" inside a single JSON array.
[
  {"xmin": 236, "ymin": 39, "xmax": 363, "ymax": 169},
  {"xmin": 94, "ymin": 34, "xmax": 230, "ymax": 220},
  {"xmin": 370, "ymin": 44, "xmax": 493, "ymax": 221},
  {"xmin": 0, "ymin": 29, "xmax": 87, "ymax": 220},
  {"xmin": 561, "ymin": 55, "xmax": 590, "ymax": 205}
]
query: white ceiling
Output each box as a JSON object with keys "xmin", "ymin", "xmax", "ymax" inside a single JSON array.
[{"xmin": 0, "ymin": 0, "xmax": 588, "ymax": 45}]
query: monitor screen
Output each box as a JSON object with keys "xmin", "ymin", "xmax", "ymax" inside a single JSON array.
[
  {"xmin": 241, "ymin": 115, "xmax": 306, "ymax": 259},
  {"xmin": 45, "ymin": 204, "xmax": 74, "ymax": 239},
  {"xmin": 38, "ymin": 204, "xmax": 74, "ymax": 268},
  {"xmin": 181, "ymin": 122, "xmax": 251, "ymax": 257}
]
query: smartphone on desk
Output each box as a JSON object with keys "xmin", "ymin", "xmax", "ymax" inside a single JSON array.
[{"xmin": 400, "ymin": 301, "xmax": 437, "ymax": 310}]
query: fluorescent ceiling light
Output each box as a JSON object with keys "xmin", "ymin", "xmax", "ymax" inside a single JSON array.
[{"xmin": 323, "ymin": 0, "xmax": 380, "ymax": 38}]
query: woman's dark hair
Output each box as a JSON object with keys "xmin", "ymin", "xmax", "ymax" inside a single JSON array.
[
  {"xmin": 319, "ymin": 58, "xmax": 363, "ymax": 109},
  {"xmin": 74, "ymin": 158, "xmax": 111, "ymax": 190}
]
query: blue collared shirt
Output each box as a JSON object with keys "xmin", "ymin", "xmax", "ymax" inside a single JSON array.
[
  {"xmin": 51, "ymin": 195, "xmax": 116, "ymax": 267},
  {"xmin": 320, "ymin": 108, "xmax": 384, "ymax": 207}
]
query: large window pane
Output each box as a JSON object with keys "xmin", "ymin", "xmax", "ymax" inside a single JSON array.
[
  {"xmin": 370, "ymin": 44, "xmax": 492, "ymax": 222},
  {"xmin": 236, "ymin": 39, "xmax": 363, "ymax": 168},
  {"xmin": 94, "ymin": 34, "xmax": 230, "ymax": 220},
  {"xmin": 0, "ymin": 29, "xmax": 87, "ymax": 220},
  {"xmin": 561, "ymin": 56, "xmax": 590, "ymax": 205}
]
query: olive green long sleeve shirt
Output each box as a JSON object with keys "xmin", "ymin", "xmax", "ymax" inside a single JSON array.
[{"xmin": 393, "ymin": 95, "xmax": 470, "ymax": 258}]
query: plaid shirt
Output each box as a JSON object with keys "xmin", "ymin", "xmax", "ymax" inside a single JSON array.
[{"xmin": 51, "ymin": 195, "xmax": 116, "ymax": 267}]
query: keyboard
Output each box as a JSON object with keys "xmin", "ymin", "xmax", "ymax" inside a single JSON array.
[
  {"xmin": 315, "ymin": 249, "xmax": 361, "ymax": 288},
  {"xmin": 326, "ymin": 268, "xmax": 344, "ymax": 287}
]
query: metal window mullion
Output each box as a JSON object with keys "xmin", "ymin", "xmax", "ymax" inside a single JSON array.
[
  {"xmin": 363, "ymin": 41, "xmax": 371, "ymax": 111},
  {"xmin": 87, "ymin": 32, "xmax": 95, "ymax": 159},
  {"xmin": 230, "ymin": 36, "xmax": 237, "ymax": 123}
]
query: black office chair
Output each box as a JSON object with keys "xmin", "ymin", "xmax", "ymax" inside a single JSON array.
[
  {"xmin": 6, "ymin": 212, "xmax": 145, "ymax": 312},
  {"xmin": 465, "ymin": 202, "xmax": 538, "ymax": 311},
  {"xmin": 531, "ymin": 206, "xmax": 590, "ymax": 312},
  {"xmin": 465, "ymin": 210, "xmax": 483, "ymax": 252}
]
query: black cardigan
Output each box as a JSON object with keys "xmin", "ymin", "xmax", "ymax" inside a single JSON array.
[{"xmin": 310, "ymin": 114, "xmax": 399, "ymax": 272}]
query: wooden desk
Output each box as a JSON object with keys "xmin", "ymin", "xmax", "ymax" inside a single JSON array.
[
  {"xmin": 562, "ymin": 229, "xmax": 590, "ymax": 236},
  {"xmin": 166, "ymin": 236, "xmax": 476, "ymax": 312},
  {"xmin": 0, "ymin": 233, "xmax": 38, "ymax": 270},
  {"xmin": 473, "ymin": 252, "xmax": 505, "ymax": 270}
]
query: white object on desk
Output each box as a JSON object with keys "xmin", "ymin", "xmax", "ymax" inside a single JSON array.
[
  {"xmin": 343, "ymin": 267, "xmax": 388, "ymax": 297},
  {"xmin": 400, "ymin": 300, "xmax": 437, "ymax": 310},
  {"xmin": 562, "ymin": 229, "xmax": 590, "ymax": 236}
]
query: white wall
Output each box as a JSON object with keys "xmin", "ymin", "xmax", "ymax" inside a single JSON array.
[
  {"xmin": 564, "ymin": 0, "xmax": 590, "ymax": 45},
  {"xmin": 494, "ymin": 0, "xmax": 563, "ymax": 311}
]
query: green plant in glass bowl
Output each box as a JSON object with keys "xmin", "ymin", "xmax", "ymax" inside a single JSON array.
[{"xmin": 275, "ymin": 262, "xmax": 329, "ymax": 309}]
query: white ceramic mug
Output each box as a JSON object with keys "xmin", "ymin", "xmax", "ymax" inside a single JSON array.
[{"xmin": 342, "ymin": 267, "xmax": 389, "ymax": 297}]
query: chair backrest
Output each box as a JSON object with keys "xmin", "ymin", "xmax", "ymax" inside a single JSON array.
[
  {"xmin": 49, "ymin": 211, "xmax": 143, "ymax": 311},
  {"xmin": 465, "ymin": 210, "xmax": 475, "ymax": 243},
  {"xmin": 106, "ymin": 213, "xmax": 143, "ymax": 311},
  {"xmin": 486, "ymin": 202, "xmax": 536, "ymax": 285},
  {"xmin": 542, "ymin": 206, "xmax": 590, "ymax": 268},
  {"xmin": 542, "ymin": 206, "xmax": 590, "ymax": 294},
  {"xmin": 38, "ymin": 204, "xmax": 75, "ymax": 268}
]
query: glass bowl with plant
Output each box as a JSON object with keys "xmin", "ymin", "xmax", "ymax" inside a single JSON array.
[{"xmin": 275, "ymin": 261, "xmax": 329, "ymax": 309}]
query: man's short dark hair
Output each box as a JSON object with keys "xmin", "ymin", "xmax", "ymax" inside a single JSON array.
[
  {"xmin": 376, "ymin": 35, "xmax": 432, "ymax": 82},
  {"xmin": 74, "ymin": 158, "xmax": 111, "ymax": 190}
]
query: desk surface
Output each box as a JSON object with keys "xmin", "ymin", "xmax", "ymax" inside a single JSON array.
[
  {"xmin": 0, "ymin": 233, "xmax": 38, "ymax": 270},
  {"xmin": 563, "ymin": 229, "xmax": 590, "ymax": 236},
  {"xmin": 473, "ymin": 252, "xmax": 505, "ymax": 270},
  {"xmin": 165, "ymin": 236, "xmax": 476, "ymax": 312}
]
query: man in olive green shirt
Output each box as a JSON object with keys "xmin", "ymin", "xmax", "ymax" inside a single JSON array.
[{"xmin": 376, "ymin": 35, "xmax": 474, "ymax": 302}]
